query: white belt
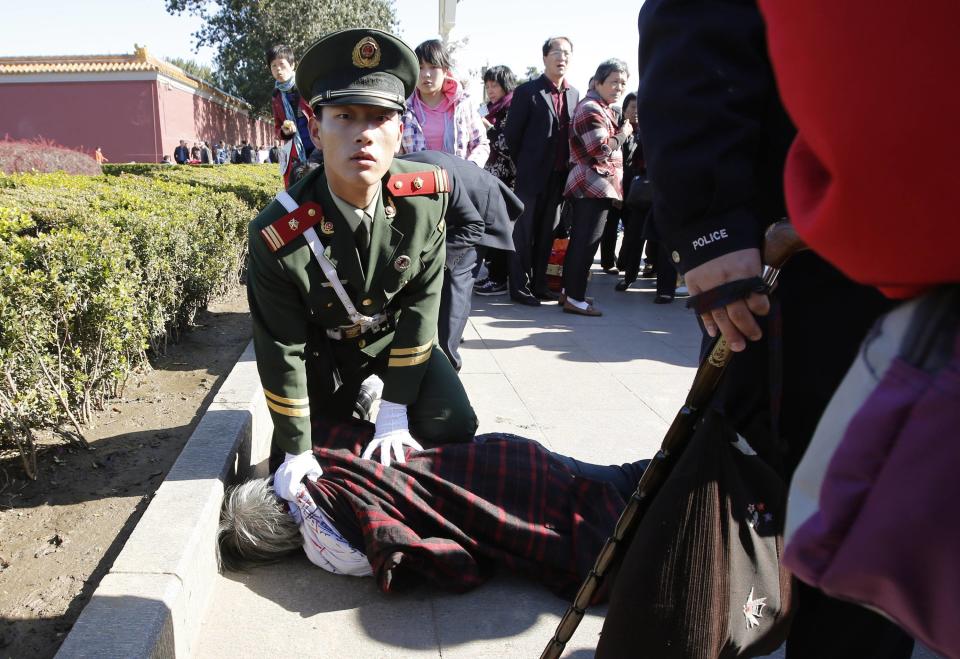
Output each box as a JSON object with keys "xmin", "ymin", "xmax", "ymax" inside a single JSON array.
[{"xmin": 275, "ymin": 190, "xmax": 379, "ymax": 326}]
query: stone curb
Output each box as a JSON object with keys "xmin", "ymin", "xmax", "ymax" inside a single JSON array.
[{"xmin": 55, "ymin": 340, "xmax": 271, "ymax": 658}]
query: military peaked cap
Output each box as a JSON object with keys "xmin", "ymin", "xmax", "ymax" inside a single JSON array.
[{"xmin": 296, "ymin": 28, "xmax": 419, "ymax": 112}]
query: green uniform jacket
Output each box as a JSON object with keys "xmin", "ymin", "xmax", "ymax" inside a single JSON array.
[{"xmin": 247, "ymin": 161, "xmax": 448, "ymax": 455}]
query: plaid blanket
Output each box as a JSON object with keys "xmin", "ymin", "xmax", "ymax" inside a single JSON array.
[{"xmin": 305, "ymin": 418, "xmax": 626, "ymax": 599}]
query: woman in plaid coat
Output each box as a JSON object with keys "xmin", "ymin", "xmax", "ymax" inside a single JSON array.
[{"xmin": 560, "ymin": 59, "xmax": 633, "ymax": 316}]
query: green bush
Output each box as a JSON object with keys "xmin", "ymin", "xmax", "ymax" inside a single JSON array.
[{"xmin": 0, "ymin": 165, "xmax": 280, "ymax": 476}]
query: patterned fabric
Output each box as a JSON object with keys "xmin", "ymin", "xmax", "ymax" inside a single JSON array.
[
  {"xmin": 563, "ymin": 91, "xmax": 625, "ymax": 200},
  {"xmin": 483, "ymin": 97, "xmax": 516, "ymax": 188},
  {"xmin": 290, "ymin": 483, "xmax": 373, "ymax": 576},
  {"xmin": 401, "ymin": 78, "xmax": 490, "ymax": 167},
  {"xmin": 304, "ymin": 417, "xmax": 625, "ymax": 598}
]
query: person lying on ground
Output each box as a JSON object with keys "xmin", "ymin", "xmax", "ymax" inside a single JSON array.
[{"xmin": 218, "ymin": 417, "xmax": 647, "ymax": 599}]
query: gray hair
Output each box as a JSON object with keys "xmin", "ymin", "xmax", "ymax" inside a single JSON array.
[
  {"xmin": 594, "ymin": 58, "xmax": 630, "ymax": 86},
  {"xmin": 216, "ymin": 478, "xmax": 302, "ymax": 571}
]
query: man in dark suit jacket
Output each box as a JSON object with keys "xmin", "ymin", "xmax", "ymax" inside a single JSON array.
[
  {"xmin": 173, "ymin": 140, "xmax": 190, "ymax": 164},
  {"xmin": 401, "ymin": 150, "xmax": 522, "ymax": 370},
  {"xmin": 504, "ymin": 37, "xmax": 579, "ymax": 306},
  {"xmin": 240, "ymin": 141, "xmax": 255, "ymax": 164}
]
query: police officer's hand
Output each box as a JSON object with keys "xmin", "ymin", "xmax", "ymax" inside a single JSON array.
[
  {"xmin": 684, "ymin": 248, "xmax": 769, "ymax": 352},
  {"xmin": 273, "ymin": 451, "xmax": 323, "ymax": 502},
  {"xmin": 365, "ymin": 400, "xmax": 424, "ymax": 467}
]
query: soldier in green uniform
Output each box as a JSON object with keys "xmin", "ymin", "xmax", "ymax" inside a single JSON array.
[{"xmin": 247, "ymin": 28, "xmax": 478, "ymax": 503}]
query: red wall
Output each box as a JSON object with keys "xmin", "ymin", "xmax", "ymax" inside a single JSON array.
[
  {"xmin": 0, "ymin": 77, "xmax": 273, "ymax": 163},
  {"xmin": 0, "ymin": 80, "xmax": 160, "ymax": 163},
  {"xmin": 157, "ymin": 82, "xmax": 272, "ymax": 158}
]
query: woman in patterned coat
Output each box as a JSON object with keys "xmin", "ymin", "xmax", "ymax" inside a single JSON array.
[{"xmin": 559, "ymin": 59, "xmax": 633, "ymax": 316}]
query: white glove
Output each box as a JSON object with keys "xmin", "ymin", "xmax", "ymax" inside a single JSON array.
[
  {"xmin": 273, "ymin": 451, "xmax": 323, "ymax": 502},
  {"xmin": 363, "ymin": 400, "xmax": 423, "ymax": 466}
]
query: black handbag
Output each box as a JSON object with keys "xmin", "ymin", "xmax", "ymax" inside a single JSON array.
[
  {"xmin": 597, "ymin": 411, "xmax": 794, "ymax": 658},
  {"xmin": 625, "ymin": 174, "xmax": 653, "ymax": 208}
]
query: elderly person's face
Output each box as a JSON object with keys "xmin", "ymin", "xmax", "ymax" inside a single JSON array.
[
  {"xmin": 543, "ymin": 39, "xmax": 571, "ymax": 80},
  {"xmin": 596, "ymin": 70, "xmax": 629, "ymax": 106},
  {"xmin": 484, "ymin": 80, "xmax": 506, "ymax": 104}
]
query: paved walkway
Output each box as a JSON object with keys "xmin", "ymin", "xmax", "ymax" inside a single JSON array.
[{"xmin": 195, "ymin": 267, "xmax": 936, "ymax": 658}]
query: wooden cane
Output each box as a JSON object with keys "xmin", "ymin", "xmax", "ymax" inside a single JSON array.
[{"xmin": 540, "ymin": 221, "xmax": 806, "ymax": 659}]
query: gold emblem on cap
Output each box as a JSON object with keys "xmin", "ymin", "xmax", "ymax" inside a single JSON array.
[
  {"xmin": 321, "ymin": 220, "xmax": 335, "ymax": 235},
  {"xmin": 352, "ymin": 36, "xmax": 381, "ymax": 69},
  {"xmin": 288, "ymin": 218, "xmax": 300, "ymax": 230},
  {"xmin": 394, "ymin": 255, "xmax": 411, "ymax": 272},
  {"xmin": 412, "ymin": 176, "xmax": 424, "ymax": 190}
]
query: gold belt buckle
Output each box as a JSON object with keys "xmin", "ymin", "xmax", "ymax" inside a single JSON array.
[{"xmin": 342, "ymin": 324, "xmax": 362, "ymax": 339}]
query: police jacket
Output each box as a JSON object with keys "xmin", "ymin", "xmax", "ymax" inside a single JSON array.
[
  {"xmin": 247, "ymin": 160, "xmax": 449, "ymax": 455},
  {"xmin": 638, "ymin": 0, "xmax": 795, "ymax": 274}
]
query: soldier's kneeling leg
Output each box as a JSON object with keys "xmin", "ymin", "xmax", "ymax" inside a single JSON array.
[{"xmin": 408, "ymin": 347, "xmax": 478, "ymax": 445}]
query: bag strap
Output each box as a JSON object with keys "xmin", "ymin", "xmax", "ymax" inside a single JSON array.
[
  {"xmin": 900, "ymin": 285, "xmax": 960, "ymax": 371},
  {"xmin": 274, "ymin": 191, "xmax": 375, "ymax": 326}
]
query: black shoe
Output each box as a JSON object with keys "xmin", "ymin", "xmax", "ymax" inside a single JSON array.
[
  {"xmin": 474, "ymin": 279, "xmax": 508, "ymax": 296},
  {"xmin": 510, "ymin": 292, "xmax": 541, "ymax": 306},
  {"xmin": 653, "ymin": 294, "xmax": 674, "ymax": 304},
  {"xmin": 615, "ymin": 278, "xmax": 633, "ymax": 292},
  {"xmin": 533, "ymin": 288, "xmax": 560, "ymax": 302},
  {"xmin": 602, "ymin": 265, "xmax": 619, "ymax": 275}
]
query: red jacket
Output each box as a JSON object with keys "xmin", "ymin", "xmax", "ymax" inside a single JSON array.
[
  {"xmin": 759, "ymin": 1, "xmax": 960, "ymax": 298},
  {"xmin": 270, "ymin": 88, "xmax": 313, "ymax": 140}
]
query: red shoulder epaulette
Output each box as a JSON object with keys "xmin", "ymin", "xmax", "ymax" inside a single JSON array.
[
  {"xmin": 260, "ymin": 201, "xmax": 324, "ymax": 252},
  {"xmin": 386, "ymin": 169, "xmax": 450, "ymax": 197}
]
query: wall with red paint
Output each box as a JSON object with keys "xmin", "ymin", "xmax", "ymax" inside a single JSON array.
[
  {"xmin": 156, "ymin": 80, "xmax": 272, "ymax": 158},
  {"xmin": 0, "ymin": 79, "xmax": 160, "ymax": 163},
  {"xmin": 0, "ymin": 76, "xmax": 272, "ymax": 163}
]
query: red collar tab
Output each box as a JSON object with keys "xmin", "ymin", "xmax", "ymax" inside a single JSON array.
[
  {"xmin": 386, "ymin": 169, "xmax": 450, "ymax": 198},
  {"xmin": 260, "ymin": 201, "xmax": 325, "ymax": 252}
]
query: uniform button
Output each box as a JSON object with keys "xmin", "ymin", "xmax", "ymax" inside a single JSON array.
[
  {"xmin": 357, "ymin": 339, "xmax": 366, "ymax": 349},
  {"xmin": 312, "ymin": 351, "xmax": 319, "ymax": 357},
  {"xmin": 362, "ymin": 298, "xmax": 373, "ymax": 307},
  {"xmin": 671, "ymin": 251, "xmax": 680, "ymax": 264},
  {"xmin": 307, "ymin": 208, "xmax": 316, "ymax": 217},
  {"xmin": 326, "ymin": 302, "xmax": 334, "ymax": 308}
]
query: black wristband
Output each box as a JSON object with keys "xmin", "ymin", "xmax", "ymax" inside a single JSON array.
[{"xmin": 685, "ymin": 276, "xmax": 766, "ymax": 314}]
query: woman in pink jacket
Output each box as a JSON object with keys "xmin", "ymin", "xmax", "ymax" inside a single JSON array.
[{"xmin": 401, "ymin": 40, "xmax": 489, "ymax": 168}]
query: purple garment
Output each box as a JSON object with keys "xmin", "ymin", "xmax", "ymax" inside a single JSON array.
[{"xmin": 785, "ymin": 333, "xmax": 960, "ymax": 658}]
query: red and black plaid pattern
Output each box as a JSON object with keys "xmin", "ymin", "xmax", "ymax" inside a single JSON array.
[
  {"xmin": 306, "ymin": 418, "xmax": 625, "ymax": 598},
  {"xmin": 563, "ymin": 93, "xmax": 625, "ymax": 200}
]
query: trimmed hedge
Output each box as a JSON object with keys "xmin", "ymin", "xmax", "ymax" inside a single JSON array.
[{"xmin": 0, "ymin": 164, "xmax": 279, "ymax": 476}]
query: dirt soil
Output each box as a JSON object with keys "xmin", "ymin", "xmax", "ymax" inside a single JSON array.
[{"xmin": 0, "ymin": 288, "xmax": 252, "ymax": 659}]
